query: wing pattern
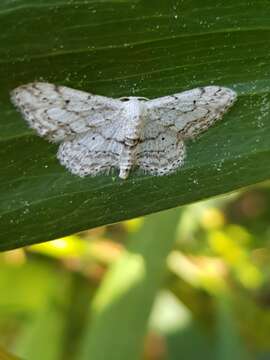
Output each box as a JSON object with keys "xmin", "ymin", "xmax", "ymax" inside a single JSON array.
[
  {"xmin": 146, "ymin": 86, "xmax": 237, "ymax": 138},
  {"xmin": 11, "ymin": 82, "xmax": 123, "ymax": 143}
]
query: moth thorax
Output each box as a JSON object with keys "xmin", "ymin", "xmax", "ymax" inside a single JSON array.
[{"xmin": 124, "ymin": 99, "xmax": 145, "ymax": 143}]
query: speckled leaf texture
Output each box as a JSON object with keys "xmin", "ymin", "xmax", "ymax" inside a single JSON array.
[{"xmin": 1, "ymin": 0, "xmax": 270, "ymax": 250}]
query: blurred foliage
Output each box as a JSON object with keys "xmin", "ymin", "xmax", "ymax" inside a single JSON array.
[{"xmin": 1, "ymin": 183, "xmax": 270, "ymax": 359}]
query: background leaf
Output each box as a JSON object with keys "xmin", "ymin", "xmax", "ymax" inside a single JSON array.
[
  {"xmin": 78, "ymin": 208, "xmax": 180, "ymax": 360},
  {"xmin": 1, "ymin": 0, "xmax": 270, "ymax": 250}
]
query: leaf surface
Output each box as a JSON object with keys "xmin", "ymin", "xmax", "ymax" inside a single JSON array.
[{"xmin": 1, "ymin": 0, "xmax": 270, "ymax": 249}]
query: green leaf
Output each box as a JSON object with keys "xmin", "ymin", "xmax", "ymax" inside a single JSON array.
[
  {"xmin": 78, "ymin": 208, "xmax": 180, "ymax": 360},
  {"xmin": 216, "ymin": 296, "xmax": 249, "ymax": 360},
  {"xmin": 1, "ymin": 1, "xmax": 270, "ymax": 249}
]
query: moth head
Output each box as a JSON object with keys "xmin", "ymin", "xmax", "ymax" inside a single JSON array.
[{"xmin": 119, "ymin": 96, "xmax": 148, "ymax": 102}]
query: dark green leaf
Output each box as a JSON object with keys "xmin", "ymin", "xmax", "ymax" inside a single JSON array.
[{"xmin": 1, "ymin": 0, "xmax": 270, "ymax": 249}]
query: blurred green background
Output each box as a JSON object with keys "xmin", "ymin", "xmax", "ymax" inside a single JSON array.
[{"xmin": 1, "ymin": 183, "xmax": 270, "ymax": 360}]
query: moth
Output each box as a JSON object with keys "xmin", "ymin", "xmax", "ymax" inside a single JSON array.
[{"xmin": 11, "ymin": 83, "xmax": 237, "ymax": 179}]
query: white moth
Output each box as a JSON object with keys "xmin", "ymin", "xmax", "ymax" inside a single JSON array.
[{"xmin": 11, "ymin": 83, "xmax": 237, "ymax": 179}]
